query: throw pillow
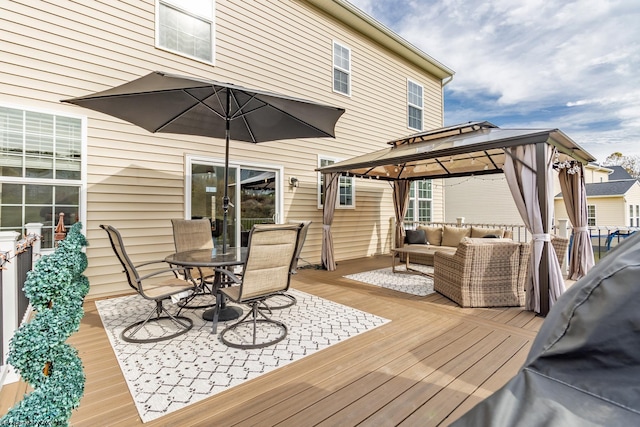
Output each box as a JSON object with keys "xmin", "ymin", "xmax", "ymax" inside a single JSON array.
[
  {"xmin": 471, "ymin": 226, "xmax": 505, "ymax": 238},
  {"xmin": 405, "ymin": 229, "xmax": 427, "ymax": 244},
  {"xmin": 418, "ymin": 225, "xmax": 443, "ymax": 246},
  {"xmin": 441, "ymin": 225, "xmax": 471, "ymax": 247}
]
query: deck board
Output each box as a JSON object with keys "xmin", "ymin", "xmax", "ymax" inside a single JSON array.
[{"xmin": 0, "ymin": 255, "xmax": 550, "ymax": 426}]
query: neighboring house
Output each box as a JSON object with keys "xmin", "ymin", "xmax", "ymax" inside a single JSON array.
[
  {"xmin": 444, "ymin": 163, "xmax": 640, "ymax": 229},
  {"xmin": 0, "ymin": 0, "xmax": 453, "ymax": 296},
  {"xmin": 555, "ymin": 165, "xmax": 640, "ymax": 227}
]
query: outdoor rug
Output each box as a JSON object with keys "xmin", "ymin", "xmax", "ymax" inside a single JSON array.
[
  {"xmin": 344, "ymin": 264, "xmax": 435, "ymax": 296},
  {"xmin": 95, "ymin": 289, "xmax": 389, "ymax": 423}
]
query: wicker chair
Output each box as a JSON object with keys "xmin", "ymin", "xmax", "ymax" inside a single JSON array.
[
  {"xmin": 100, "ymin": 224, "xmax": 195, "ymax": 343},
  {"xmin": 215, "ymin": 223, "xmax": 301, "ymax": 349},
  {"xmin": 433, "ymin": 238, "xmax": 531, "ymax": 308},
  {"xmin": 551, "ymin": 235, "xmax": 570, "ymax": 269}
]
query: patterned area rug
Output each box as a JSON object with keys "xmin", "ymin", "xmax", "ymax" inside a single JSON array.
[
  {"xmin": 95, "ymin": 289, "xmax": 389, "ymax": 423},
  {"xmin": 344, "ymin": 264, "xmax": 435, "ymax": 296}
]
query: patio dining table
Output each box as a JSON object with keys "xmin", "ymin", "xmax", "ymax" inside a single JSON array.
[{"xmin": 165, "ymin": 247, "xmax": 247, "ymax": 333}]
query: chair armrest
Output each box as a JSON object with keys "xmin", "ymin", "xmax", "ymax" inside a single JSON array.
[
  {"xmin": 135, "ymin": 259, "xmax": 171, "ymax": 268},
  {"xmin": 212, "ymin": 267, "xmax": 242, "ymax": 285},
  {"xmin": 137, "ymin": 266, "xmax": 193, "ymax": 282}
]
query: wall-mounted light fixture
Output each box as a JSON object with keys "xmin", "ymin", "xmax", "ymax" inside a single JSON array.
[{"xmin": 289, "ymin": 176, "xmax": 299, "ymax": 187}]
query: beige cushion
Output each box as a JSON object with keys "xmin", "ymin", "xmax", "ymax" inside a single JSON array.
[
  {"xmin": 418, "ymin": 225, "xmax": 442, "ymax": 246},
  {"xmin": 470, "ymin": 226, "xmax": 505, "ymax": 238},
  {"xmin": 441, "ymin": 225, "xmax": 471, "ymax": 247}
]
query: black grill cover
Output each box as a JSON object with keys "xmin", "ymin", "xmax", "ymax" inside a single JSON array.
[{"xmin": 452, "ymin": 233, "xmax": 640, "ymax": 426}]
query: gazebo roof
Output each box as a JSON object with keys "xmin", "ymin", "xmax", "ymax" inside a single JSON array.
[{"xmin": 317, "ymin": 122, "xmax": 596, "ymax": 179}]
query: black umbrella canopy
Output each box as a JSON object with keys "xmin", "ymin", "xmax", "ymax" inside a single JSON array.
[
  {"xmin": 63, "ymin": 71, "xmax": 345, "ymax": 142},
  {"xmin": 63, "ymin": 71, "xmax": 345, "ymax": 251}
]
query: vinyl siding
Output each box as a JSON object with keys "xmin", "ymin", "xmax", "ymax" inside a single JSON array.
[
  {"xmin": 554, "ymin": 182, "xmax": 640, "ymax": 227},
  {"xmin": 1, "ymin": 0, "xmax": 448, "ymax": 296},
  {"xmin": 444, "ymin": 176, "xmax": 524, "ymax": 225},
  {"xmin": 555, "ymin": 196, "xmax": 624, "ymax": 227}
]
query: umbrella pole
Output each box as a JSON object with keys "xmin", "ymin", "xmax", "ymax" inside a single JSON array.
[{"xmin": 222, "ymin": 90, "xmax": 231, "ymax": 253}]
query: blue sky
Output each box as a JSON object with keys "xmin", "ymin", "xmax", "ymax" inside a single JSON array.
[{"xmin": 348, "ymin": 0, "xmax": 640, "ymax": 163}]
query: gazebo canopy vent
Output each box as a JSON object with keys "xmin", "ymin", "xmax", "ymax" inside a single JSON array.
[{"xmin": 317, "ymin": 121, "xmax": 594, "ymax": 181}]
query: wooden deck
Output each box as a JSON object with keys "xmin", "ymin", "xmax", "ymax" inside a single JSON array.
[{"xmin": 1, "ymin": 255, "xmax": 547, "ymax": 426}]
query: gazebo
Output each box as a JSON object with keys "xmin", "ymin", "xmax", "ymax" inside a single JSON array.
[{"xmin": 317, "ymin": 122, "xmax": 596, "ymax": 315}]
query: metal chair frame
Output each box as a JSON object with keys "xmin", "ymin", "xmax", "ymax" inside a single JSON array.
[
  {"xmin": 101, "ymin": 224, "xmax": 194, "ymax": 343},
  {"xmin": 216, "ymin": 224, "xmax": 301, "ymax": 349}
]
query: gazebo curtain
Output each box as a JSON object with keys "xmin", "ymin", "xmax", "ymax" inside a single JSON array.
[
  {"xmin": 321, "ymin": 172, "xmax": 340, "ymax": 271},
  {"xmin": 503, "ymin": 143, "xmax": 565, "ymax": 313},
  {"xmin": 558, "ymin": 163, "xmax": 595, "ymax": 280},
  {"xmin": 393, "ymin": 181, "xmax": 411, "ymax": 248}
]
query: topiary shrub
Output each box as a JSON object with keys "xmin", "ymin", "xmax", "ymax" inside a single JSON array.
[{"xmin": 1, "ymin": 223, "xmax": 89, "ymax": 427}]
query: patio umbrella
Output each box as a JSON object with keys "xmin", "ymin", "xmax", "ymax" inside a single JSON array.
[{"xmin": 63, "ymin": 71, "xmax": 345, "ymax": 251}]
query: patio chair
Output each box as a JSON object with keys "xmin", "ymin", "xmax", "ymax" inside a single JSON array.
[
  {"xmin": 171, "ymin": 218, "xmax": 218, "ymax": 308},
  {"xmin": 287, "ymin": 220, "xmax": 312, "ymax": 273},
  {"xmin": 248, "ymin": 220, "xmax": 311, "ymax": 310},
  {"xmin": 100, "ymin": 224, "xmax": 195, "ymax": 343},
  {"xmin": 215, "ymin": 223, "xmax": 301, "ymax": 349},
  {"xmin": 433, "ymin": 238, "xmax": 531, "ymax": 307}
]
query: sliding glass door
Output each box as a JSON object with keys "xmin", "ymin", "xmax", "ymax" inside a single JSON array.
[{"xmin": 189, "ymin": 159, "xmax": 280, "ymax": 247}]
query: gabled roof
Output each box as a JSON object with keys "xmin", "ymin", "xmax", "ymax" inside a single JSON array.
[
  {"xmin": 555, "ymin": 180, "xmax": 637, "ymax": 198},
  {"xmin": 608, "ymin": 165, "xmax": 634, "ymax": 181}
]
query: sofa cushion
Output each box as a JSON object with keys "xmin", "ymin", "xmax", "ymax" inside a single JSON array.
[
  {"xmin": 471, "ymin": 226, "xmax": 505, "ymax": 238},
  {"xmin": 405, "ymin": 229, "xmax": 427, "ymax": 244},
  {"xmin": 418, "ymin": 225, "xmax": 443, "ymax": 246},
  {"xmin": 442, "ymin": 225, "xmax": 471, "ymax": 247}
]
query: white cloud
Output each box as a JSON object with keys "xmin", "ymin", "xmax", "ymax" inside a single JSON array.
[{"xmin": 347, "ymin": 0, "xmax": 640, "ymax": 161}]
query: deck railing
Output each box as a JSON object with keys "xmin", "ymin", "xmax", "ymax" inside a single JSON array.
[
  {"xmin": 1, "ymin": 223, "xmax": 42, "ymax": 385},
  {"xmin": 240, "ymin": 217, "xmax": 274, "ymax": 230},
  {"xmin": 402, "ymin": 219, "xmax": 639, "ymax": 262}
]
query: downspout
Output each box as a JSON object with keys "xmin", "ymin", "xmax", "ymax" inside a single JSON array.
[{"xmin": 441, "ymin": 75, "xmax": 454, "ymax": 125}]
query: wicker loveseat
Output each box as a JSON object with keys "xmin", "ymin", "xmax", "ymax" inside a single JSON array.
[
  {"xmin": 433, "ymin": 237, "xmax": 531, "ymax": 307},
  {"xmin": 401, "ymin": 225, "xmax": 514, "ymax": 266}
]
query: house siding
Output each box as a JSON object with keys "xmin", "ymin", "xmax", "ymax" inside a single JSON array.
[
  {"xmin": 444, "ymin": 176, "xmax": 523, "ymax": 225},
  {"xmin": 1, "ymin": 0, "xmax": 448, "ymax": 296},
  {"xmin": 554, "ymin": 181, "xmax": 640, "ymax": 228}
]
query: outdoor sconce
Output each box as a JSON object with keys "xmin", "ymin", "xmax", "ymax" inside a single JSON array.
[{"xmin": 289, "ymin": 176, "xmax": 299, "ymax": 187}]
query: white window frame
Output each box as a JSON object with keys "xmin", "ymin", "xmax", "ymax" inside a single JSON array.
[
  {"xmin": 407, "ymin": 79, "xmax": 423, "ymax": 131},
  {"xmin": 405, "ymin": 180, "xmax": 432, "ymax": 222},
  {"xmin": 332, "ymin": 41, "xmax": 351, "ymax": 96},
  {"xmin": 156, "ymin": 0, "xmax": 216, "ymax": 64},
  {"xmin": 317, "ymin": 156, "xmax": 355, "ymax": 209},
  {"xmin": 587, "ymin": 204, "xmax": 596, "ymax": 227},
  {"xmin": 630, "ymin": 204, "xmax": 639, "ymax": 227},
  {"xmin": 0, "ymin": 103, "xmax": 87, "ymax": 252}
]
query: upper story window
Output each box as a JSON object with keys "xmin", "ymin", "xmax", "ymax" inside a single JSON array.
[
  {"xmin": 405, "ymin": 180, "xmax": 432, "ymax": 222},
  {"xmin": 333, "ymin": 41, "xmax": 351, "ymax": 96},
  {"xmin": 0, "ymin": 105, "xmax": 84, "ymax": 249},
  {"xmin": 587, "ymin": 204, "xmax": 596, "ymax": 227},
  {"xmin": 157, "ymin": 0, "xmax": 215, "ymax": 63},
  {"xmin": 318, "ymin": 157, "xmax": 355, "ymax": 209},
  {"xmin": 407, "ymin": 80, "xmax": 423, "ymax": 131}
]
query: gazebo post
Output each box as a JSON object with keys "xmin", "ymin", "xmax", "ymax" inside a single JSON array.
[{"xmin": 536, "ymin": 143, "xmax": 550, "ymax": 315}]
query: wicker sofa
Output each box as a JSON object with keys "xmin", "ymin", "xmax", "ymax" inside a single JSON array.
[
  {"xmin": 401, "ymin": 224, "xmax": 514, "ymax": 266},
  {"xmin": 433, "ymin": 238, "xmax": 532, "ymax": 307}
]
